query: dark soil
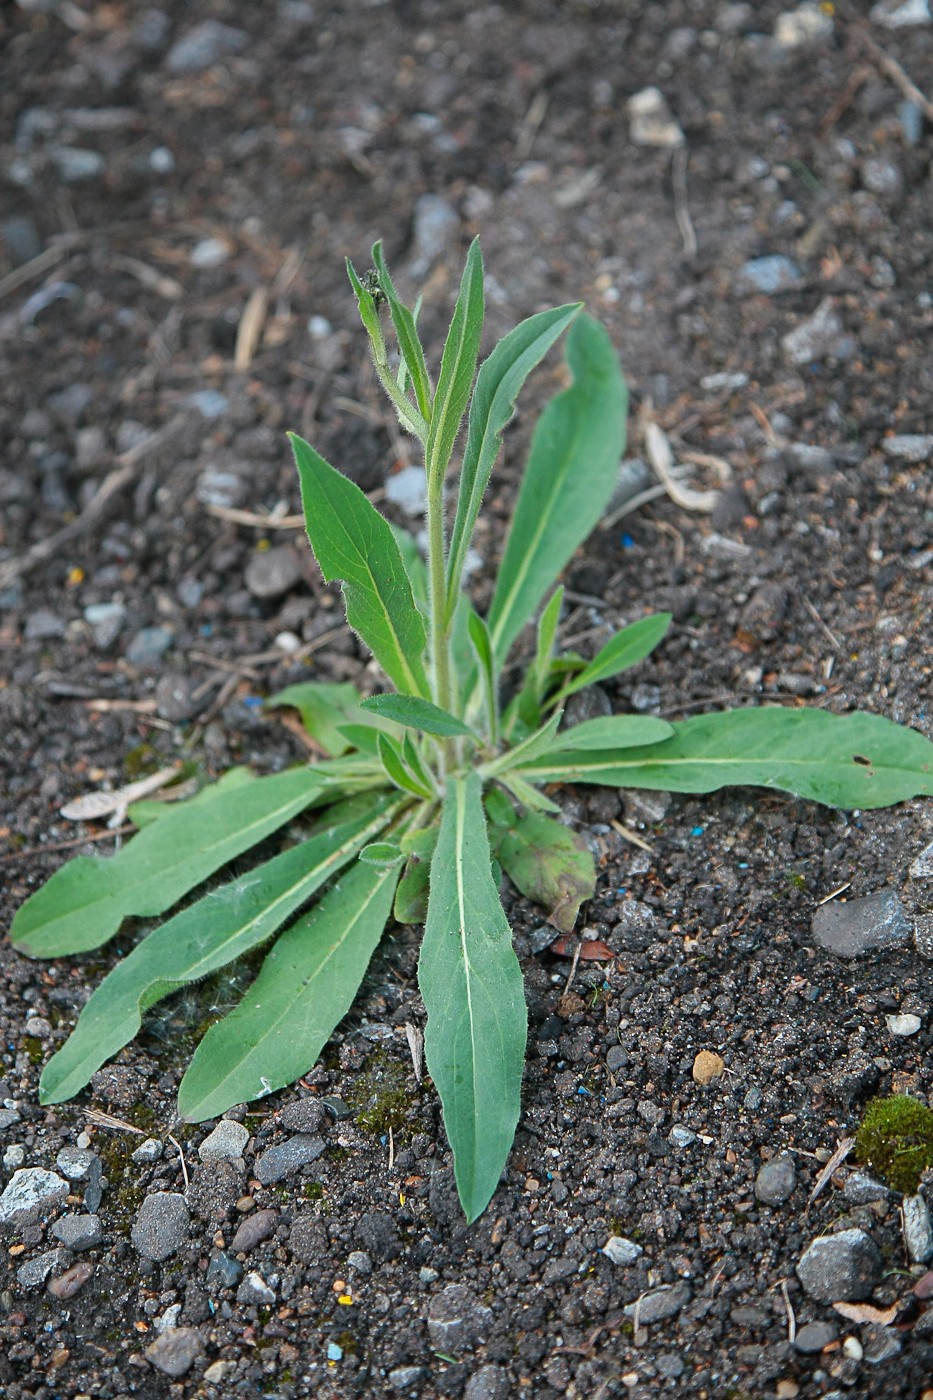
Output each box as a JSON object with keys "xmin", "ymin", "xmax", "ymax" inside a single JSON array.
[{"xmin": 2, "ymin": 2, "xmax": 933, "ymax": 1397}]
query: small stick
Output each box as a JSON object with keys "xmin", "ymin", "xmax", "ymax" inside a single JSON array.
[
  {"xmin": 0, "ymin": 825, "xmax": 134, "ymax": 866},
  {"xmin": 780, "ymin": 1279, "xmax": 797, "ymax": 1345},
  {"xmin": 204, "ymin": 504, "xmax": 304, "ymax": 530},
  {"xmin": 808, "ymin": 1136, "xmax": 855, "ymax": 1209},
  {"xmin": 672, "ymin": 146, "xmax": 697, "ymax": 260},
  {"xmin": 610, "ymin": 818, "xmax": 654, "ymax": 855},
  {"xmin": 166, "ymin": 1132, "xmax": 190, "ymax": 1194},
  {"xmin": 851, "ymin": 22, "xmax": 933, "ymax": 125},
  {"xmin": 802, "ymin": 596, "xmax": 844, "ymax": 655},
  {"xmin": 84, "ymin": 1108, "xmax": 146, "ymax": 1135}
]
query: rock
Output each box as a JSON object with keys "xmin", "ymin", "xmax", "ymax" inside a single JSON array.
[
  {"xmin": 144, "ymin": 1326, "xmax": 205, "ymax": 1378},
  {"xmin": 49, "ymin": 147, "xmax": 105, "ymax": 182},
  {"xmin": 774, "ymin": 4, "xmax": 833, "ymax": 46},
  {"xmin": 623, "ymin": 1281, "xmax": 691, "ymax": 1323},
  {"xmin": 464, "ymin": 1364, "xmax": 509, "ymax": 1400},
  {"xmin": 131, "ymin": 1192, "xmax": 190, "ymax": 1261},
  {"xmin": 385, "ymin": 465, "xmax": 428, "ymax": 517},
  {"xmin": 811, "ymin": 889, "xmax": 911, "ymax": 958},
  {"xmin": 287, "ymin": 1213, "xmax": 327, "ymax": 1264},
  {"xmin": 862, "ymin": 1323, "xmax": 902, "ymax": 1363},
  {"xmin": 669, "ymin": 1125, "xmax": 697, "ymax": 1147},
  {"xmin": 862, "ymin": 158, "xmax": 903, "ymax": 199},
  {"xmin": 198, "ymin": 1119, "xmax": 249, "ymax": 1162},
  {"xmin": 755, "ymin": 1152, "xmax": 797, "ymax": 1205},
  {"xmin": 886, "ymin": 1013, "xmax": 922, "ymax": 1036},
  {"xmin": 245, "ymin": 545, "xmax": 302, "ymax": 601},
  {"xmin": 17, "ymin": 1248, "xmax": 69, "ymax": 1289},
  {"xmin": 203, "ymin": 1360, "xmax": 232, "ymax": 1384},
  {"xmin": 782, "ymin": 299, "xmax": 850, "ymax": 364},
  {"xmin": 871, "ymin": 0, "xmax": 931, "ymax": 26},
  {"xmin": 410, "ymin": 193, "xmax": 459, "ymax": 276},
  {"xmin": 915, "ymin": 913, "xmax": 933, "ymax": 959},
  {"xmin": 155, "ymin": 1303, "xmax": 183, "ymax": 1334},
  {"xmin": 196, "ymin": 466, "xmax": 245, "ymax": 509},
  {"xmin": 427, "ymin": 1284, "xmax": 493, "ymax": 1351},
  {"xmin": 903, "ymin": 1195, "xmax": 933, "ymax": 1264},
  {"xmin": 185, "ymin": 389, "xmax": 229, "ymax": 419},
  {"xmin": 230, "ymin": 1209, "xmax": 278, "ymax": 1254},
  {"xmin": 48, "ymin": 383, "xmax": 93, "ymax": 425},
  {"xmin": 692, "ymin": 1050, "xmax": 725, "ymax": 1084},
  {"xmin": 910, "ymin": 839, "xmax": 933, "ymax": 878},
  {"xmin": 50, "ymin": 1214, "xmax": 103, "ymax": 1250},
  {"xmin": 165, "ymin": 21, "xmax": 249, "ymax": 75},
  {"xmin": 626, "ymin": 87, "xmax": 684, "ymax": 147},
  {"xmin": 794, "ymin": 1320, "xmax": 838, "ymax": 1353},
  {"xmin": 126, "ymin": 626, "xmax": 174, "ymax": 666},
  {"xmin": 155, "ymin": 673, "xmax": 201, "ymax": 723},
  {"xmin": 278, "ymin": 1098, "xmax": 325, "ymax": 1134},
  {"xmin": 75, "ymin": 425, "xmax": 107, "ymax": 472},
  {"xmin": 602, "ymin": 1235, "xmax": 643, "ymax": 1266},
  {"xmin": 843, "ymin": 1171, "xmax": 889, "ymax": 1204},
  {"xmin": 347, "ymin": 1249, "xmax": 372, "ymax": 1274},
  {"xmin": 47, "ymin": 1261, "xmax": 94, "ymax": 1298},
  {"xmin": 84, "ymin": 601, "xmax": 126, "ymax": 650},
  {"xmin": 55, "ymin": 1147, "xmax": 97, "ymax": 1181},
  {"xmin": 882, "ymin": 434, "xmax": 933, "ymax": 464},
  {"xmin": 737, "ymin": 255, "xmax": 803, "ymax": 294},
  {"xmin": 189, "ymin": 237, "xmax": 231, "ymax": 268},
  {"xmin": 3, "ymin": 215, "xmax": 41, "ymax": 264},
  {"xmin": 185, "ymin": 1160, "xmax": 243, "ymax": 1223},
  {"xmin": 357, "ymin": 1209, "xmax": 401, "ymax": 1263},
  {"xmin": 796, "ymin": 1228, "xmax": 882, "ymax": 1302},
  {"xmin": 25, "ymin": 609, "xmax": 67, "ymax": 641},
  {"xmin": 205, "ymin": 1249, "xmax": 243, "ymax": 1289},
  {"xmin": 132, "ymin": 1138, "xmax": 163, "ymax": 1164},
  {"xmin": 389, "ymin": 1367, "xmax": 427, "ymax": 1392},
  {"xmin": 564, "ymin": 684, "xmax": 612, "ymax": 727},
  {"xmin": 236, "ymin": 1270, "xmax": 276, "ymax": 1305},
  {"xmin": 0, "ymin": 1168, "xmax": 69, "ymax": 1227},
  {"xmin": 255, "ymin": 1134, "xmax": 325, "ymax": 1185}
]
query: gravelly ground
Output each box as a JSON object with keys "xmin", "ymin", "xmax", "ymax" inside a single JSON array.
[{"xmin": 1, "ymin": 2, "xmax": 933, "ymax": 1397}]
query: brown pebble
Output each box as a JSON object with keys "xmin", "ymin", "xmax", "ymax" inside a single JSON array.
[
  {"xmin": 692, "ymin": 1050, "xmax": 725, "ymax": 1085},
  {"xmin": 47, "ymin": 1262, "xmax": 94, "ymax": 1299},
  {"xmin": 235, "ymin": 1195, "xmax": 256, "ymax": 1213},
  {"xmin": 230, "ymin": 1207, "xmax": 278, "ymax": 1253}
]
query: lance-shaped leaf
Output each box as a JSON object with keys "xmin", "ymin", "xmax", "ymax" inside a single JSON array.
[
  {"xmin": 487, "ymin": 314, "xmax": 628, "ymax": 666},
  {"xmin": 468, "ymin": 609, "xmax": 499, "ymax": 744},
  {"xmin": 394, "ymin": 824, "xmax": 439, "ymax": 924},
  {"xmin": 361, "ymin": 693, "xmax": 474, "ymax": 738},
  {"xmin": 419, "ymin": 772, "xmax": 527, "ymax": 1222},
  {"xmin": 425, "ymin": 238, "xmax": 484, "ymax": 490},
  {"xmin": 38, "ymin": 797, "xmax": 399, "ymax": 1104},
  {"xmin": 548, "ymin": 715, "xmax": 674, "ymax": 752},
  {"xmin": 378, "ymin": 733, "xmax": 433, "ymax": 799},
  {"xmin": 266, "ymin": 682, "xmax": 365, "ymax": 757},
  {"xmin": 11, "ymin": 765, "xmax": 352, "ymax": 959},
  {"xmin": 495, "ymin": 811, "xmax": 596, "ymax": 934},
  {"xmin": 445, "ymin": 303, "xmax": 582, "ymax": 618},
  {"xmin": 481, "ymin": 708, "xmax": 564, "ymax": 780},
  {"xmin": 522, "ymin": 708, "xmax": 933, "ymax": 809},
  {"xmin": 290, "ymin": 433, "xmax": 429, "ymax": 698},
  {"xmin": 177, "ymin": 859, "xmax": 400, "ymax": 1122},
  {"xmin": 554, "ymin": 613, "xmax": 672, "ymax": 700},
  {"xmin": 128, "ymin": 767, "xmax": 255, "ymax": 828},
  {"xmin": 371, "ymin": 241, "xmax": 432, "ymax": 421}
]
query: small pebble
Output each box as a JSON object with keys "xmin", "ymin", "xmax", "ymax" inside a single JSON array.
[
  {"xmin": 737, "ymin": 255, "xmax": 803, "ymax": 295},
  {"xmin": 131, "ymin": 1192, "xmax": 189, "ymax": 1261},
  {"xmin": 47, "ymin": 1261, "xmax": 94, "ymax": 1299},
  {"xmin": 426, "ymin": 1284, "xmax": 493, "ymax": 1350},
  {"xmin": 131, "ymin": 1138, "xmax": 163, "ymax": 1164},
  {"xmin": 692, "ymin": 1050, "xmax": 725, "ymax": 1084},
  {"xmin": 0, "ymin": 1168, "xmax": 69, "ymax": 1227},
  {"xmin": 126, "ymin": 626, "xmax": 173, "ymax": 667},
  {"xmin": 278, "ymin": 1098, "xmax": 325, "ymax": 1134},
  {"xmin": 245, "ymin": 545, "xmax": 302, "ymax": 601},
  {"xmin": 811, "ymin": 889, "xmax": 911, "ymax": 959},
  {"xmin": 886, "ymin": 1012, "xmax": 922, "ymax": 1036},
  {"xmin": 782, "ymin": 298, "xmax": 851, "ymax": 364},
  {"xmin": 755, "ymin": 1152, "xmax": 797, "ymax": 1205},
  {"xmin": 189, "ymin": 237, "xmax": 231, "ymax": 269},
  {"xmin": 626, "ymin": 87, "xmax": 684, "ymax": 147},
  {"xmin": 229, "ymin": 1209, "xmax": 278, "ymax": 1254},
  {"xmin": 49, "ymin": 147, "xmax": 105, "ymax": 182},
  {"xmin": 774, "ymin": 4, "xmax": 833, "ymax": 47},
  {"xmin": 602, "ymin": 1235, "xmax": 643, "ymax": 1266},
  {"xmin": 796, "ymin": 1228, "xmax": 882, "ymax": 1302},
  {"xmin": 237, "ymin": 1269, "xmax": 276, "ymax": 1305},
  {"xmin": 17, "ymin": 1249, "xmax": 68, "ymax": 1289},
  {"xmin": 882, "ymin": 434, "xmax": 933, "ymax": 463},
  {"xmin": 196, "ymin": 466, "xmax": 245, "ymax": 510},
  {"xmin": 794, "ymin": 1320, "xmax": 838, "ymax": 1353},
  {"xmin": 255, "ymin": 1134, "xmax": 325, "ymax": 1185},
  {"xmin": 166, "ymin": 21, "xmax": 249, "ymax": 75},
  {"xmin": 25, "ymin": 609, "xmax": 67, "ymax": 641},
  {"xmin": 903, "ymin": 1194, "xmax": 933, "ymax": 1264},
  {"xmin": 84, "ymin": 601, "xmax": 126, "ymax": 650},
  {"xmin": 206, "ymin": 1249, "xmax": 243, "ymax": 1289},
  {"xmin": 50, "ymin": 1214, "xmax": 103, "ymax": 1250},
  {"xmin": 871, "ymin": 0, "xmax": 931, "ymax": 27},
  {"xmin": 623, "ymin": 1281, "xmax": 691, "ymax": 1323},
  {"xmin": 198, "ymin": 1119, "xmax": 249, "ymax": 1162},
  {"xmin": 144, "ymin": 1327, "xmax": 205, "ymax": 1378}
]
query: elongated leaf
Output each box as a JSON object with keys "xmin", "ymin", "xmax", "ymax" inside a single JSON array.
[
  {"xmin": 549, "ymin": 715, "xmax": 674, "ymax": 752},
  {"xmin": 482, "ymin": 708, "xmax": 564, "ymax": 780},
  {"xmin": 496, "ymin": 811, "xmax": 596, "ymax": 934},
  {"xmin": 426, "ymin": 238, "xmax": 484, "ymax": 489},
  {"xmin": 38, "ymin": 797, "xmax": 399, "ymax": 1104},
  {"xmin": 128, "ymin": 767, "xmax": 255, "ymax": 828},
  {"xmin": 395, "ymin": 824, "xmax": 439, "ymax": 924},
  {"xmin": 522, "ymin": 708, "xmax": 933, "ymax": 808},
  {"xmin": 290, "ymin": 433, "xmax": 429, "ymax": 698},
  {"xmin": 487, "ymin": 314, "xmax": 628, "ymax": 666},
  {"xmin": 361, "ymin": 693, "xmax": 474, "ymax": 738},
  {"xmin": 371, "ymin": 241, "xmax": 432, "ymax": 421},
  {"xmin": 177, "ymin": 859, "xmax": 400, "ymax": 1121},
  {"xmin": 534, "ymin": 587, "xmax": 564, "ymax": 696},
  {"xmin": 419, "ymin": 772, "xmax": 527, "ymax": 1222},
  {"xmin": 402, "ymin": 733, "xmax": 437, "ymax": 797},
  {"xmin": 467, "ymin": 609, "xmax": 498, "ymax": 743},
  {"xmin": 267, "ymin": 682, "xmax": 364, "ymax": 757},
  {"xmin": 445, "ymin": 303, "xmax": 582, "ymax": 617},
  {"xmin": 359, "ymin": 842, "xmax": 405, "ymax": 867},
  {"xmin": 12, "ymin": 765, "xmax": 354, "ymax": 959},
  {"xmin": 390, "ymin": 524, "xmax": 428, "ymax": 612},
  {"xmin": 499, "ymin": 771, "xmax": 561, "ymax": 814},
  {"xmin": 378, "ymin": 733, "xmax": 433, "ymax": 799},
  {"xmin": 556, "ymin": 614, "xmax": 672, "ymax": 699}
]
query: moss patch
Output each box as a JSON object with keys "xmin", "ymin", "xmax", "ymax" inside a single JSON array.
[{"xmin": 855, "ymin": 1094, "xmax": 933, "ymax": 1194}]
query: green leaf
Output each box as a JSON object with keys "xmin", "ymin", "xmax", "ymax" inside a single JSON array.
[
  {"xmin": 38, "ymin": 797, "xmax": 399, "ymax": 1104},
  {"xmin": 178, "ymin": 859, "xmax": 400, "ymax": 1121},
  {"xmin": 484, "ymin": 787, "xmax": 517, "ymax": 829},
  {"xmin": 482, "ymin": 708, "xmax": 565, "ymax": 780},
  {"xmin": 498, "ymin": 771, "xmax": 561, "ymax": 815},
  {"xmin": 522, "ymin": 708, "xmax": 933, "ymax": 809},
  {"xmin": 378, "ymin": 733, "xmax": 433, "ymax": 799},
  {"xmin": 359, "ymin": 842, "xmax": 405, "ymax": 867},
  {"xmin": 128, "ymin": 767, "xmax": 255, "ymax": 828},
  {"xmin": 533, "ymin": 586, "xmax": 565, "ymax": 697},
  {"xmin": 11, "ymin": 765, "xmax": 355, "ymax": 959},
  {"xmin": 402, "ymin": 733, "xmax": 437, "ymax": 797},
  {"xmin": 290, "ymin": 433, "xmax": 429, "ymax": 698},
  {"xmin": 394, "ymin": 824, "xmax": 439, "ymax": 924},
  {"xmin": 549, "ymin": 715, "xmax": 674, "ymax": 752},
  {"xmin": 266, "ymin": 682, "xmax": 365, "ymax": 758},
  {"xmin": 496, "ymin": 812, "xmax": 596, "ymax": 934},
  {"xmin": 419, "ymin": 772, "xmax": 527, "ymax": 1222},
  {"xmin": 361, "ymin": 693, "xmax": 474, "ymax": 738},
  {"xmin": 426, "ymin": 238, "xmax": 484, "ymax": 490},
  {"xmin": 346, "ymin": 258, "xmax": 385, "ymax": 347},
  {"xmin": 555, "ymin": 614, "xmax": 672, "ymax": 699},
  {"xmin": 371, "ymin": 241, "xmax": 432, "ymax": 421},
  {"xmin": 445, "ymin": 302, "xmax": 582, "ymax": 618},
  {"xmin": 487, "ymin": 314, "xmax": 628, "ymax": 666},
  {"xmin": 467, "ymin": 609, "xmax": 498, "ymax": 744},
  {"xmin": 390, "ymin": 524, "xmax": 428, "ymax": 612}
]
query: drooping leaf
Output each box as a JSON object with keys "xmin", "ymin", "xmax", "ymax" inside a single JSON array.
[
  {"xmin": 38, "ymin": 797, "xmax": 399, "ymax": 1104},
  {"xmin": 522, "ymin": 708, "xmax": 933, "ymax": 809},
  {"xmin": 12, "ymin": 765, "xmax": 358, "ymax": 959},
  {"xmin": 361, "ymin": 693, "xmax": 474, "ymax": 738},
  {"xmin": 419, "ymin": 772, "xmax": 527, "ymax": 1222},
  {"xmin": 496, "ymin": 811, "xmax": 596, "ymax": 933},
  {"xmin": 549, "ymin": 715, "xmax": 674, "ymax": 752},
  {"xmin": 487, "ymin": 314, "xmax": 628, "ymax": 666},
  {"xmin": 178, "ymin": 858, "xmax": 400, "ymax": 1121},
  {"xmin": 555, "ymin": 613, "xmax": 672, "ymax": 699},
  {"xmin": 266, "ymin": 682, "xmax": 365, "ymax": 757},
  {"xmin": 371, "ymin": 241, "xmax": 432, "ymax": 421},
  {"xmin": 347, "ymin": 259, "xmax": 426, "ymax": 439},
  {"xmin": 394, "ymin": 824, "xmax": 439, "ymax": 924},
  {"xmin": 426, "ymin": 238, "xmax": 484, "ymax": 490},
  {"xmin": 290, "ymin": 433, "xmax": 429, "ymax": 698},
  {"xmin": 445, "ymin": 303, "xmax": 582, "ymax": 617}
]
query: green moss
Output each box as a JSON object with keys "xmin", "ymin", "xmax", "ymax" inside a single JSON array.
[
  {"xmin": 21, "ymin": 1035, "xmax": 44, "ymax": 1066},
  {"xmin": 347, "ymin": 1049, "xmax": 412, "ymax": 1139},
  {"xmin": 855, "ymin": 1094, "xmax": 933, "ymax": 1194},
  {"xmin": 302, "ymin": 1182, "xmax": 324, "ymax": 1201},
  {"xmin": 123, "ymin": 742, "xmax": 158, "ymax": 779}
]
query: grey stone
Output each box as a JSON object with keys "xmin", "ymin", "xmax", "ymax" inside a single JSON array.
[
  {"xmin": 357, "ymin": 1210, "xmax": 401, "ymax": 1263},
  {"xmin": 737, "ymin": 255, "xmax": 803, "ymax": 294},
  {"xmin": 189, "ymin": 237, "xmax": 230, "ymax": 268},
  {"xmin": 205, "ymin": 1249, "xmax": 243, "ymax": 1289},
  {"xmin": 165, "ymin": 21, "xmax": 249, "ymax": 75},
  {"xmin": 185, "ymin": 389, "xmax": 229, "ymax": 419},
  {"xmin": 131, "ymin": 1192, "xmax": 189, "ymax": 1261},
  {"xmin": 915, "ymin": 913, "xmax": 933, "ymax": 959},
  {"xmin": 49, "ymin": 147, "xmax": 105, "ymax": 182},
  {"xmin": 0, "ymin": 1167, "xmax": 69, "ymax": 1227},
  {"xmin": 196, "ymin": 466, "xmax": 245, "ymax": 509},
  {"xmin": 602, "ymin": 1235, "xmax": 643, "ymax": 1266},
  {"xmin": 144, "ymin": 1326, "xmax": 205, "ymax": 1378},
  {"xmin": 606, "ymin": 1045, "xmax": 629, "ymax": 1072},
  {"xmin": 910, "ymin": 839, "xmax": 933, "ymax": 879},
  {"xmin": 255, "ymin": 1134, "xmax": 325, "ymax": 1185},
  {"xmin": 862, "ymin": 1323, "xmax": 902, "ymax": 1363},
  {"xmin": 25, "ymin": 609, "xmax": 67, "ymax": 641},
  {"xmin": 155, "ymin": 672, "xmax": 201, "ymax": 723},
  {"xmin": 656, "ymin": 1352, "xmax": 686, "ymax": 1380},
  {"xmin": 903, "ymin": 1194, "xmax": 933, "ymax": 1264},
  {"xmin": 236, "ymin": 1269, "xmax": 276, "ymax": 1305},
  {"xmin": 796, "ymin": 1228, "xmax": 882, "ymax": 1302},
  {"xmin": 55, "ymin": 1146, "xmax": 97, "ymax": 1181},
  {"xmin": 198, "ymin": 1119, "xmax": 249, "ymax": 1162},
  {"xmin": 862, "ymin": 158, "xmax": 903, "ymax": 198},
  {"xmin": 464, "ymin": 1364, "xmax": 509, "ymax": 1400},
  {"xmin": 245, "ymin": 545, "xmax": 302, "ymax": 600},
  {"xmin": 229, "ymin": 1209, "xmax": 278, "ymax": 1254},
  {"xmin": 624, "ymin": 1281, "xmax": 691, "ymax": 1323},
  {"xmin": 427, "ymin": 1284, "xmax": 493, "ymax": 1351},
  {"xmin": 16, "ymin": 1248, "xmax": 69, "ymax": 1288},
  {"xmin": 278, "ymin": 1098, "xmax": 325, "ymax": 1134},
  {"xmin": 669, "ymin": 1125, "xmax": 697, "ymax": 1148},
  {"xmin": 75, "ymin": 425, "xmax": 107, "ymax": 472},
  {"xmin": 50, "ymin": 1213, "xmax": 103, "ymax": 1250},
  {"xmin": 883, "ymin": 434, "xmax": 933, "ymax": 463},
  {"xmin": 347, "ymin": 1250, "xmax": 372, "ymax": 1274},
  {"xmin": 774, "ymin": 4, "xmax": 834, "ymax": 46},
  {"xmin": 132, "ymin": 1138, "xmax": 163, "ymax": 1164},
  {"xmin": 794, "ymin": 1320, "xmax": 838, "ymax": 1353},
  {"xmin": 410, "ymin": 193, "xmax": 459, "ymax": 277},
  {"xmin": 126, "ymin": 626, "xmax": 173, "ymax": 667},
  {"xmin": 3, "ymin": 215, "xmax": 41, "ymax": 264},
  {"xmin": 389, "ymin": 1367, "xmax": 426, "ymax": 1392},
  {"xmin": 48, "ymin": 383, "xmax": 92, "ymax": 424},
  {"xmin": 811, "ymin": 889, "xmax": 911, "ymax": 959},
  {"xmin": 871, "ymin": 0, "xmax": 931, "ymax": 27},
  {"xmin": 84, "ymin": 601, "xmax": 125, "ymax": 650},
  {"xmin": 782, "ymin": 298, "xmax": 850, "ymax": 364},
  {"xmin": 755, "ymin": 1151, "xmax": 797, "ymax": 1205},
  {"xmin": 843, "ymin": 1171, "xmax": 889, "ymax": 1204},
  {"xmin": 0, "ymin": 1108, "xmax": 21, "ymax": 1129}
]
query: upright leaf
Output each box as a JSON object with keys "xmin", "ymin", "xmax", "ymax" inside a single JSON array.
[
  {"xmin": 38, "ymin": 797, "xmax": 399, "ymax": 1104},
  {"xmin": 523, "ymin": 708, "xmax": 933, "ymax": 808},
  {"xmin": 266, "ymin": 682, "xmax": 364, "ymax": 757},
  {"xmin": 445, "ymin": 303, "xmax": 582, "ymax": 617},
  {"xmin": 467, "ymin": 609, "xmax": 498, "ymax": 744},
  {"xmin": 290, "ymin": 433, "xmax": 429, "ymax": 698},
  {"xmin": 425, "ymin": 238, "xmax": 484, "ymax": 490},
  {"xmin": 496, "ymin": 811, "xmax": 596, "ymax": 934},
  {"xmin": 11, "ymin": 765, "xmax": 352, "ymax": 959},
  {"xmin": 371, "ymin": 241, "xmax": 433, "ymax": 421},
  {"xmin": 487, "ymin": 314, "xmax": 628, "ymax": 666},
  {"xmin": 178, "ymin": 859, "xmax": 400, "ymax": 1121},
  {"xmin": 378, "ymin": 733, "xmax": 433, "ymax": 799},
  {"xmin": 361, "ymin": 693, "xmax": 474, "ymax": 738},
  {"xmin": 555, "ymin": 613, "xmax": 672, "ymax": 700},
  {"xmin": 419, "ymin": 772, "xmax": 527, "ymax": 1222},
  {"xmin": 394, "ymin": 824, "xmax": 439, "ymax": 924}
]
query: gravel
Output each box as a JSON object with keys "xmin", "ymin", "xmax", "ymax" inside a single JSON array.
[
  {"xmin": 130, "ymin": 1192, "xmax": 190, "ymax": 1261},
  {"xmin": 796, "ymin": 1229, "xmax": 883, "ymax": 1302}
]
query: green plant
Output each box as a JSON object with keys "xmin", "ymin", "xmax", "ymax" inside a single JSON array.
[
  {"xmin": 11, "ymin": 240, "xmax": 933, "ymax": 1223},
  {"xmin": 855, "ymin": 1095, "xmax": 933, "ymax": 1194}
]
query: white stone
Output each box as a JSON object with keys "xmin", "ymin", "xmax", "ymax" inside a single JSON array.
[
  {"xmin": 871, "ymin": 0, "xmax": 931, "ymax": 27},
  {"xmin": 886, "ymin": 1013, "xmax": 922, "ymax": 1036},
  {"xmin": 198, "ymin": 1119, "xmax": 249, "ymax": 1161},
  {"xmin": 626, "ymin": 88, "xmax": 684, "ymax": 148},
  {"xmin": 0, "ymin": 1167, "xmax": 69, "ymax": 1226},
  {"xmin": 775, "ymin": 4, "xmax": 834, "ymax": 46},
  {"xmin": 602, "ymin": 1235, "xmax": 643, "ymax": 1266}
]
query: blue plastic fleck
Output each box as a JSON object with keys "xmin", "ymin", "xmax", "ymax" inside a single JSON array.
[
  {"xmin": 577, "ymin": 1085, "xmax": 591, "ymax": 1096},
  {"xmin": 327, "ymin": 1343, "xmax": 343, "ymax": 1361},
  {"xmin": 691, "ymin": 826, "xmax": 704, "ymax": 837},
  {"xmin": 242, "ymin": 696, "xmax": 263, "ymax": 709},
  {"xmin": 621, "ymin": 533, "xmax": 635, "ymax": 549}
]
